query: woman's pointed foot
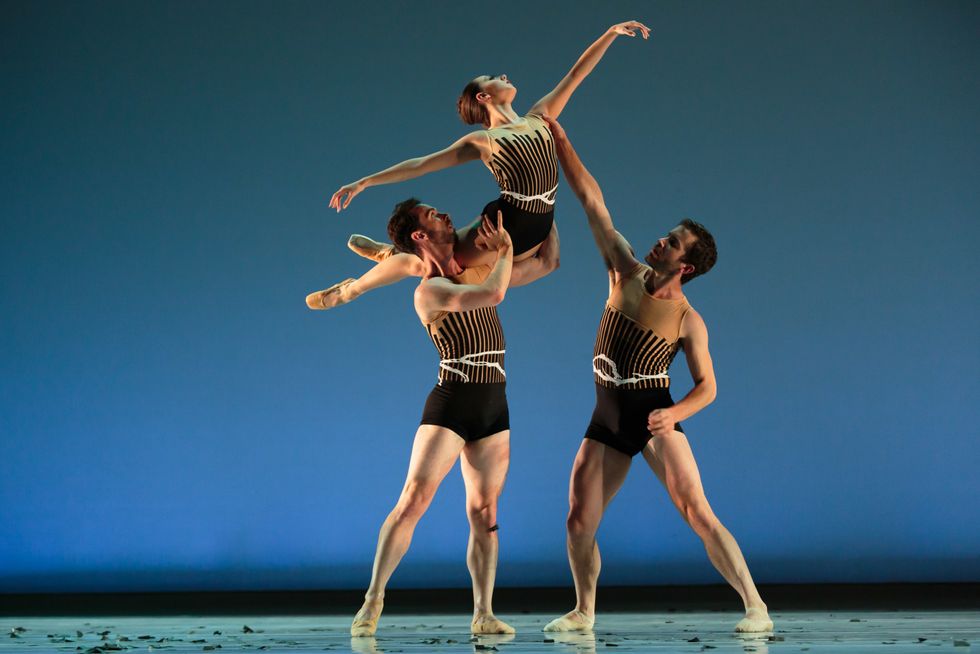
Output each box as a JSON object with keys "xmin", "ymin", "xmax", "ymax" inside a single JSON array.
[
  {"xmin": 348, "ymin": 235, "xmax": 395, "ymax": 263},
  {"xmin": 306, "ymin": 278, "xmax": 358, "ymax": 310}
]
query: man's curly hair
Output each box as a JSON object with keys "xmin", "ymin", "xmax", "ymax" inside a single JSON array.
[
  {"xmin": 387, "ymin": 197, "xmax": 423, "ymax": 255},
  {"xmin": 679, "ymin": 218, "xmax": 717, "ymax": 285}
]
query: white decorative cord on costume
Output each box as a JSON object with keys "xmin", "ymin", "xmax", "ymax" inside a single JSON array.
[
  {"xmin": 592, "ymin": 354, "xmax": 669, "ymax": 386},
  {"xmin": 440, "ymin": 349, "xmax": 507, "ymax": 382},
  {"xmin": 500, "ymin": 184, "xmax": 558, "ymax": 206}
]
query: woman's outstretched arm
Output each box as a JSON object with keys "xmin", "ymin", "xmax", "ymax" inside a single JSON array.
[
  {"xmin": 329, "ymin": 133, "xmax": 485, "ymax": 212},
  {"xmin": 529, "ymin": 20, "xmax": 650, "ymax": 120}
]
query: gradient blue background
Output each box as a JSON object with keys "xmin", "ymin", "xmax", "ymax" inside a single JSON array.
[{"xmin": 2, "ymin": 1, "xmax": 978, "ymax": 593}]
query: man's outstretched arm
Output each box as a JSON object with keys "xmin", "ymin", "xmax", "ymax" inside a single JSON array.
[{"xmin": 543, "ymin": 115, "xmax": 637, "ymax": 274}]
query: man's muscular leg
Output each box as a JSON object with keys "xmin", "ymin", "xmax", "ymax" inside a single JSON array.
[
  {"xmin": 351, "ymin": 425, "xmax": 465, "ymax": 636},
  {"xmin": 643, "ymin": 430, "xmax": 773, "ymax": 632},
  {"xmin": 545, "ymin": 439, "xmax": 631, "ymax": 632},
  {"xmin": 460, "ymin": 430, "xmax": 515, "ymax": 634}
]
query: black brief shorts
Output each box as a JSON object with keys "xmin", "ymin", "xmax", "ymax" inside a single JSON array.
[
  {"xmin": 584, "ymin": 383, "xmax": 683, "ymax": 457},
  {"xmin": 481, "ymin": 197, "xmax": 554, "ymax": 256},
  {"xmin": 420, "ymin": 381, "xmax": 509, "ymax": 442}
]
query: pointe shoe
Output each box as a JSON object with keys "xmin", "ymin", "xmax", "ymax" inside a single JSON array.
[
  {"xmin": 734, "ymin": 607, "xmax": 773, "ymax": 633},
  {"xmin": 306, "ymin": 278, "xmax": 357, "ymax": 310},
  {"xmin": 543, "ymin": 609, "xmax": 594, "ymax": 632},
  {"xmin": 471, "ymin": 614, "xmax": 516, "ymax": 635},
  {"xmin": 348, "ymin": 235, "xmax": 395, "ymax": 263}
]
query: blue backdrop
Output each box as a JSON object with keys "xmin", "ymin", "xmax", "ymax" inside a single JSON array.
[{"xmin": 2, "ymin": 1, "xmax": 978, "ymax": 593}]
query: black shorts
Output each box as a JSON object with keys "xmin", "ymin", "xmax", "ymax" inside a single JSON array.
[
  {"xmin": 420, "ymin": 381, "xmax": 509, "ymax": 442},
  {"xmin": 481, "ymin": 197, "xmax": 554, "ymax": 256},
  {"xmin": 584, "ymin": 383, "xmax": 684, "ymax": 457}
]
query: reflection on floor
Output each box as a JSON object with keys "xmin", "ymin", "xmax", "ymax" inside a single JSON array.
[{"xmin": 1, "ymin": 611, "xmax": 977, "ymax": 653}]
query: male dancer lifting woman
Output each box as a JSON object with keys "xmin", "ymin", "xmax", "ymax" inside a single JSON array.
[
  {"xmin": 308, "ymin": 206, "xmax": 557, "ymax": 636},
  {"xmin": 540, "ymin": 116, "xmax": 773, "ymax": 634}
]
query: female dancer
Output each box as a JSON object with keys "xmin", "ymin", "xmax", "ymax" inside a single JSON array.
[{"xmin": 313, "ymin": 20, "xmax": 650, "ymax": 309}]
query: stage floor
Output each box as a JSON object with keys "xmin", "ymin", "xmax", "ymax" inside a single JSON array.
[{"xmin": 1, "ymin": 611, "xmax": 976, "ymax": 653}]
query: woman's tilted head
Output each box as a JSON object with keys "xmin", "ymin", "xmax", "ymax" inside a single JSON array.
[{"xmin": 457, "ymin": 75, "xmax": 516, "ymax": 127}]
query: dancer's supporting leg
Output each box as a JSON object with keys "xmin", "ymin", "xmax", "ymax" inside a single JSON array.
[
  {"xmin": 544, "ymin": 440, "xmax": 631, "ymax": 632},
  {"xmin": 460, "ymin": 430, "xmax": 515, "ymax": 634},
  {"xmin": 351, "ymin": 425, "xmax": 464, "ymax": 636},
  {"xmin": 307, "ymin": 252, "xmax": 425, "ymax": 310},
  {"xmin": 642, "ymin": 430, "xmax": 772, "ymax": 632}
]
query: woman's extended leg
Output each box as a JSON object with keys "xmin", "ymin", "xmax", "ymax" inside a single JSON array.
[{"xmin": 307, "ymin": 252, "xmax": 426, "ymax": 310}]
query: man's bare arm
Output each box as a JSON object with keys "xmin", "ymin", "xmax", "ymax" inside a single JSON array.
[
  {"xmin": 542, "ymin": 115, "xmax": 637, "ymax": 274},
  {"xmin": 415, "ymin": 215, "xmax": 514, "ymax": 319},
  {"xmin": 510, "ymin": 222, "xmax": 561, "ymax": 287},
  {"xmin": 647, "ymin": 309, "xmax": 717, "ymax": 435}
]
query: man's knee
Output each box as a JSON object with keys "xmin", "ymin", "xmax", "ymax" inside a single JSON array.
[
  {"xmin": 395, "ymin": 480, "xmax": 437, "ymax": 522},
  {"xmin": 466, "ymin": 495, "xmax": 499, "ymax": 529},
  {"xmin": 566, "ymin": 503, "xmax": 599, "ymax": 539},
  {"xmin": 682, "ymin": 500, "xmax": 719, "ymax": 537}
]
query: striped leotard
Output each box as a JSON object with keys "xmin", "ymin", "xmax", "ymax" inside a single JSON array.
[
  {"xmin": 585, "ymin": 263, "xmax": 692, "ymax": 456},
  {"xmin": 480, "ymin": 113, "xmax": 558, "ymax": 255},
  {"xmin": 593, "ymin": 264, "xmax": 691, "ymax": 390},
  {"xmin": 423, "ymin": 264, "xmax": 506, "ymax": 384},
  {"xmin": 419, "ymin": 264, "xmax": 508, "ymax": 441}
]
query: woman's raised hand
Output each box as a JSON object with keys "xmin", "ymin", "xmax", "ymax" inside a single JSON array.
[
  {"xmin": 609, "ymin": 20, "xmax": 651, "ymax": 39},
  {"xmin": 329, "ymin": 180, "xmax": 366, "ymax": 213}
]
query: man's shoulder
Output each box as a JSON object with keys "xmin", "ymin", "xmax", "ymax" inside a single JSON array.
[
  {"xmin": 457, "ymin": 263, "xmax": 493, "ymax": 284},
  {"xmin": 679, "ymin": 305, "xmax": 708, "ymax": 337},
  {"xmin": 609, "ymin": 260, "xmax": 647, "ymax": 287}
]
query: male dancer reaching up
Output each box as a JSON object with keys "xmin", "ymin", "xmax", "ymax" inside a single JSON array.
[
  {"xmin": 308, "ymin": 204, "xmax": 557, "ymax": 637},
  {"xmin": 540, "ymin": 116, "xmax": 773, "ymax": 634}
]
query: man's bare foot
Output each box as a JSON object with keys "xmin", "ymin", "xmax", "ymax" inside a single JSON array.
[
  {"xmin": 543, "ymin": 609, "xmax": 595, "ymax": 632},
  {"xmin": 348, "ymin": 235, "xmax": 395, "ymax": 263},
  {"xmin": 306, "ymin": 278, "xmax": 358, "ymax": 310},
  {"xmin": 471, "ymin": 613, "xmax": 516, "ymax": 634},
  {"xmin": 350, "ymin": 598, "xmax": 384, "ymax": 637},
  {"xmin": 734, "ymin": 606, "xmax": 773, "ymax": 633}
]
